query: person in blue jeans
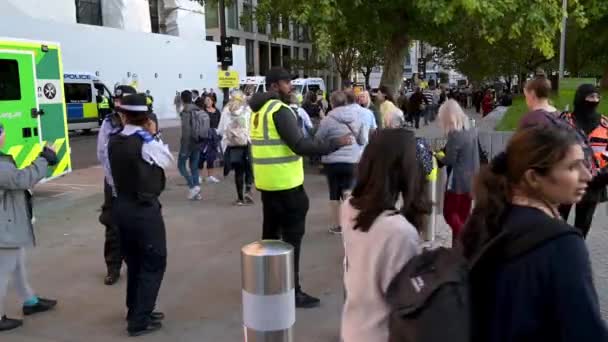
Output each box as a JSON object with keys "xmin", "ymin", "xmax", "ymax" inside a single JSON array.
[{"xmin": 177, "ymin": 90, "xmax": 203, "ymax": 200}]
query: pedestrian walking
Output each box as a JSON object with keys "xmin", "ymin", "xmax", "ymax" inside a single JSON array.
[
  {"xmin": 518, "ymin": 76, "xmax": 558, "ymax": 129},
  {"xmin": 177, "ymin": 90, "xmax": 205, "ymax": 201},
  {"xmin": 97, "ymin": 85, "xmax": 137, "ymax": 286},
  {"xmin": 481, "ymin": 89, "xmax": 494, "ymax": 117},
  {"xmin": 208, "ymin": 88, "xmax": 218, "ymax": 104},
  {"xmin": 316, "ymin": 91, "xmax": 367, "ymax": 234},
  {"xmin": 288, "ymin": 93, "xmax": 314, "ymax": 138},
  {"xmin": 218, "ymin": 91, "xmax": 254, "ymax": 206},
  {"xmin": 422, "ymin": 87, "xmax": 434, "ymax": 125},
  {"xmin": 473, "ymin": 89, "xmax": 483, "ymax": 114},
  {"xmin": 558, "ymin": 84, "xmax": 608, "ymax": 237},
  {"xmin": 108, "ymin": 94, "xmax": 173, "ymax": 337},
  {"xmin": 357, "ymin": 90, "xmax": 382, "ymax": 129},
  {"xmin": 0, "ymin": 123, "xmax": 58, "ymax": 332},
  {"xmin": 354, "ymin": 91, "xmax": 378, "ymax": 139},
  {"xmin": 198, "ymin": 96, "xmax": 222, "ymax": 183},
  {"xmin": 462, "ymin": 126, "xmax": 608, "ymax": 342},
  {"xmin": 377, "ymin": 86, "xmax": 404, "ymax": 128},
  {"xmin": 408, "ymin": 87, "xmax": 428, "ymax": 129},
  {"xmin": 248, "ymin": 67, "xmax": 352, "ymax": 308},
  {"xmin": 436, "ymin": 99, "xmax": 480, "ymax": 244},
  {"xmin": 341, "ymin": 129, "xmax": 431, "ymax": 342}
]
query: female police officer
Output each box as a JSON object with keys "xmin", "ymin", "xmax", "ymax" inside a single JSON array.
[{"xmin": 108, "ymin": 94, "xmax": 173, "ymax": 337}]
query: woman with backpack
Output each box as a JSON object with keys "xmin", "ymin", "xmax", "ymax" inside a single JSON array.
[
  {"xmin": 218, "ymin": 91, "xmax": 254, "ymax": 205},
  {"xmin": 462, "ymin": 126, "xmax": 608, "ymax": 342},
  {"xmin": 340, "ymin": 129, "xmax": 431, "ymax": 342},
  {"xmin": 436, "ymin": 99, "xmax": 480, "ymax": 244},
  {"xmin": 315, "ymin": 91, "xmax": 367, "ymax": 234}
]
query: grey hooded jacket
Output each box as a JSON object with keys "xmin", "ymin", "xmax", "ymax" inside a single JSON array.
[
  {"xmin": 0, "ymin": 154, "xmax": 48, "ymax": 248},
  {"xmin": 316, "ymin": 104, "xmax": 367, "ymax": 164}
]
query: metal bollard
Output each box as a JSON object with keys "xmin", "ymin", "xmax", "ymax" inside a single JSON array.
[{"xmin": 242, "ymin": 240, "xmax": 295, "ymax": 342}]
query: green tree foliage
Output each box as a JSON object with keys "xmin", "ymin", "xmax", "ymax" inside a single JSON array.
[{"xmin": 250, "ymin": 0, "xmax": 581, "ymax": 94}]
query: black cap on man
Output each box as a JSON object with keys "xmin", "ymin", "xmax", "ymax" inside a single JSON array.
[{"xmin": 266, "ymin": 67, "xmax": 293, "ymax": 103}]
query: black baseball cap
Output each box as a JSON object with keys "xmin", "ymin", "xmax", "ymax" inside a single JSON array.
[
  {"xmin": 114, "ymin": 85, "xmax": 137, "ymax": 99},
  {"xmin": 266, "ymin": 68, "xmax": 292, "ymax": 86}
]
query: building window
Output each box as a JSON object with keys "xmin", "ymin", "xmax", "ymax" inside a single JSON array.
[
  {"xmin": 231, "ymin": 37, "xmax": 240, "ymax": 45},
  {"xmin": 149, "ymin": 0, "xmax": 160, "ymax": 33},
  {"xmin": 206, "ymin": 36, "xmax": 215, "ymax": 42},
  {"xmin": 281, "ymin": 17, "xmax": 290, "ymax": 39},
  {"xmin": 294, "ymin": 47, "xmax": 300, "ymax": 61},
  {"xmin": 270, "ymin": 15, "xmax": 280, "ymax": 36},
  {"xmin": 246, "ymin": 40, "xmax": 255, "ymax": 75},
  {"xmin": 242, "ymin": 2, "xmax": 254, "ymax": 33},
  {"xmin": 302, "ymin": 25, "xmax": 311, "ymax": 42},
  {"xmin": 227, "ymin": 2, "xmax": 239, "ymax": 30},
  {"xmin": 75, "ymin": 0, "xmax": 102, "ymax": 26},
  {"xmin": 205, "ymin": 1, "xmax": 219, "ymax": 29},
  {"xmin": 303, "ymin": 48, "xmax": 309, "ymax": 61}
]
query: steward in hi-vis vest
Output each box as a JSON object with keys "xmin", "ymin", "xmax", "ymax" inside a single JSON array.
[{"xmin": 248, "ymin": 67, "xmax": 352, "ymax": 309}]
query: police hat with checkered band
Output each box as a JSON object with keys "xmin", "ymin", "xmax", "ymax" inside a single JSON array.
[{"xmin": 118, "ymin": 94, "xmax": 150, "ymax": 115}]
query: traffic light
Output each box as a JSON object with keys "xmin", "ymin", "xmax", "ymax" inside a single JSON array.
[
  {"xmin": 217, "ymin": 36, "xmax": 233, "ymax": 68},
  {"xmin": 418, "ymin": 57, "xmax": 427, "ymax": 80}
]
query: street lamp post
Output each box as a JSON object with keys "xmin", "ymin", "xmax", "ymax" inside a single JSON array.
[{"xmin": 559, "ymin": 0, "xmax": 568, "ymax": 80}]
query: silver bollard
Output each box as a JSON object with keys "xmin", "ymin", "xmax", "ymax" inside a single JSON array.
[{"xmin": 242, "ymin": 240, "xmax": 295, "ymax": 342}]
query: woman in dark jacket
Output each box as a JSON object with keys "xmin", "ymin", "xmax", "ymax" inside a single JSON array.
[
  {"xmin": 461, "ymin": 126, "xmax": 607, "ymax": 342},
  {"xmin": 198, "ymin": 96, "xmax": 222, "ymax": 183}
]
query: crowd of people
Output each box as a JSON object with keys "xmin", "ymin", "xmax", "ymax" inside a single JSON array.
[{"xmin": 1, "ymin": 65, "xmax": 608, "ymax": 341}]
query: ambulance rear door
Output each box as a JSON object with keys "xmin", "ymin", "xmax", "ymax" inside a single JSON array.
[{"xmin": 0, "ymin": 49, "xmax": 43, "ymax": 168}]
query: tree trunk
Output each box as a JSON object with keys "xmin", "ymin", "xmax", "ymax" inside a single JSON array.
[
  {"xmin": 364, "ymin": 69, "xmax": 372, "ymax": 90},
  {"xmin": 506, "ymin": 76, "xmax": 512, "ymax": 92},
  {"xmin": 601, "ymin": 65, "xmax": 608, "ymax": 90},
  {"xmin": 379, "ymin": 33, "xmax": 409, "ymax": 97}
]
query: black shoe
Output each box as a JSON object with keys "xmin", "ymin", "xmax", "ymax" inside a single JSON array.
[
  {"xmin": 295, "ymin": 290, "xmax": 320, "ymax": 308},
  {"xmin": 22, "ymin": 297, "xmax": 57, "ymax": 316},
  {"xmin": 104, "ymin": 273, "xmax": 120, "ymax": 286},
  {"xmin": 128, "ymin": 321, "xmax": 162, "ymax": 337},
  {"xmin": 0, "ymin": 316, "xmax": 22, "ymax": 331},
  {"xmin": 126, "ymin": 312, "xmax": 165, "ymax": 323}
]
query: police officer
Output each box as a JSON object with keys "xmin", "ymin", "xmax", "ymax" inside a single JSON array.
[
  {"xmin": 108, "ymin": 94, "xmax": 172, "ymax": 336},
  {"xmin": 96, "ymin": 89, "xmax": 112, "ymax": 124},
  {"xmin": 96, "ymin": 85, "xmax": 136, "ymax": 286},
  {"xmin": 248, "ymin": 68, "xmax": 352, "ymax": 308}
]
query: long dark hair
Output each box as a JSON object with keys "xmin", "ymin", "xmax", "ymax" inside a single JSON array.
[
  {"xmin": 378, "ymin": 85, "xmax": 395, "ymax": 103},
  {"xmin": 461, "ymin": 126, "xmax": 580, "ymax": 258},
  {"xmin": 350, "ymin": 129, "xmax": 431, "ymax": 232}
]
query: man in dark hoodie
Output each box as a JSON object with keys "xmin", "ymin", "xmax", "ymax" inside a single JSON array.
[
  {"xmin": 249, "ymin": 67, "xmax": 352, "ymax": 308},
  {"xmin": 559, "ymin": 84, "xmax": 608, "ymax": 237}
]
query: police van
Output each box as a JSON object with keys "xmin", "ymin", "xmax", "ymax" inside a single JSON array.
[
  {"xmin": 240, "ymin": 76, "xmax": 266, "ymax": 96},
  {"xmin": 0, "ymin": 37, "xmax": 71, "ymax": 179},
  {"xmin": 64, "ymin": 72, "xmax": 113, "ymax": 132},
  {"xmin": 292, "ymin": 78, "xmax": 327, "ymax": 99}
]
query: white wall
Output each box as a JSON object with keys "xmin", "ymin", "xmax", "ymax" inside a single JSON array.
[
  {"xmin": 1, "ymin": 0, "xmax": 76, "ymax": 24},
  {"xmin": 0, "ymin": 13, "xmax": 246, "ymax": 119},
  {"xmin": 102, "ymin": 0, "xmax": 153, "ymax": 33}
]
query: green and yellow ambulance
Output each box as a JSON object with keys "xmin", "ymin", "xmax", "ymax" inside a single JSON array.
[{"xmin": 0, "ymin": 37, "xmax": 71, "ymax": 179}]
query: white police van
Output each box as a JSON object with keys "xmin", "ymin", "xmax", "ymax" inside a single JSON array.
[{"xmin": 64, "ymin": 72, "xmax": 113, "ymax": 131}]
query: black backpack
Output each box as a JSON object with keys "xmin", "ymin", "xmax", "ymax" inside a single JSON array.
[{"xmin": 385, "ymin": 222, "xmax": 580, "ymax": 342}]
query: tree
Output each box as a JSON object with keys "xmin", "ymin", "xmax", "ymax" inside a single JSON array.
[
  {"xmin": 251, "ymin": 0, "xmax": 581, "ymax": 95},
  {"xmin": 355, "ymin": 40, "xmax": 384, "ymax": 90}
]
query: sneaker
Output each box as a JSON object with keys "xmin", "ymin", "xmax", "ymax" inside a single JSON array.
[
  {"xmin": 127, "ymin": 321, "xmax": 162, "ymax": 337},
  {"xmin": 233, "ymin": 200, "xmax": 245, "ymax": 206},
  {"xmin": 188, "ymin": 186, "xmax": 201, "ymax": 200},
  {"xmin": 328, "ymin": 226, "xmax": 342, "ymax": 235},
  {"xmin": 295, "ymin": 290, "xmax": 320, "ymax": 308},
  {"xmin": 207, "ymin": 176, "xmax": 220, "ymax": 184},
  {"xmin": 104, "ymin": 272, "xmax": 120, "ymax": 286},
  {"xmin": 244, "ymin": 192, "xmax": 254, "ymax": 205},
  {"xmin": 0, "ymin": 316, "xmax": 22, "ymax": 331},
  {"xmin": 23, "ymin": 297, "xmax": 57, "ymax": 316}
]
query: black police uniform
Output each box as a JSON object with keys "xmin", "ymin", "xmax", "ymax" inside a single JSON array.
[{"xmin": 109, "ymin": 126, "xmax": 167, "ymax": 333}]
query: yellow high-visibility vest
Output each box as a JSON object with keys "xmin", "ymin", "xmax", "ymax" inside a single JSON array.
[
  {"xmin": 98, "ymin": 96, "xmax": 110, "ymax": 109},
  {"xmin": 250, "ymin": 99, "xmax": 304, "ymax": 191}
]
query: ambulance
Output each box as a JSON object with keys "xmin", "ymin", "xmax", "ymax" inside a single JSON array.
[
  {"xmin": 0, "ymin": 37, "xmax": 71, "ymax": 179},
  {"xmin": 239, "ymin": 76, "xmax": 266, "ymax": 97},
  {"xmin": 63, "ymin": 72, "xmax": 113, "ymax": 132}
]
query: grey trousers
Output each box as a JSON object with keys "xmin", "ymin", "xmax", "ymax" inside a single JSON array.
[{"xmin": 0, "ymin": 248, "xmax": 35, "ymax": 316}]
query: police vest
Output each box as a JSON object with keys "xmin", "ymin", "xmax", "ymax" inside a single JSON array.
[
  {"xmin": 250, "ymin": 99, "xmax": 304, "ymax": 191},
  {"xmin": 99, "ymin": 96, "xmax": 110, "ymax": 110},
  {"xmin": 562, "ymin": 112, "xmax": 608, "ymax": 170}
]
